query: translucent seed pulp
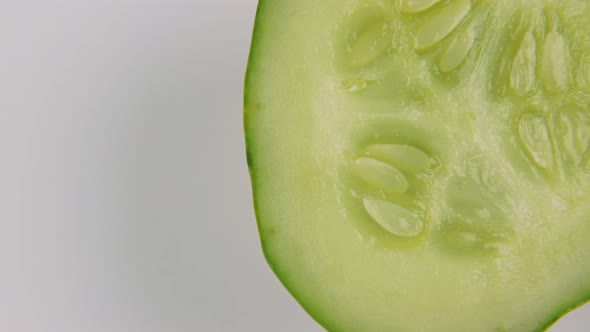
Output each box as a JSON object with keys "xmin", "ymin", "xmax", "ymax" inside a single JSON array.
[
  {"xmin": 559, "ymin": 106, "xmax": 590, "ymax": 165},
  {"xmin": 348, "ymin": 18, "xmax": 392, "ymax": 67},
  {"xmin": 364, "ymin": 144, "xmax": 433, "ymax": 173},
  {"xmin": 542, "ymin": 32, "xmax": 569, "ymax": 93},
  {"xmin": 352, "ymin": 157, "xmax": 410, "ymax": 193},
  {"xmin": 439, "ymin": 28, "xmax": 475, "ymax": 72},
  {"xmin": 519, "ymin": 113, "xmax": 554, "ymax": 170},
  {"xmin": 510, "ymin": 31, "xmax": 537, "ymax": 95},
  {"xmin": 414, "ymin": 0, "xmax": 471, "ymax": 51},
  {"xmin": 363, "ymin": 198, "xmax": 424, "ymax": 237},
  {"xmin": 398, "ymin": 0, "xmax": 442, "ymax": 13}
]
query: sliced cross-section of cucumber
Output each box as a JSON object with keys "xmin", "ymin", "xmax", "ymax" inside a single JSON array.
[{"xmin": 245, "ymin": 1, "xmax": 590, "ymax": 331}]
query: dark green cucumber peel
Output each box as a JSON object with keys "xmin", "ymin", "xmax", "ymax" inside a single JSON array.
[{"xmin": 245, "ymin": 0, "xmax": 590, "ymax": 331}]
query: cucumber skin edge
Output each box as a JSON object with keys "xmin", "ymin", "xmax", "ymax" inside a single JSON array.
[
  {"xmin": 242, "ymin": 1, "xmax": 590, "ymax": 331},
  {"xmin": 243, "ymin": 1, "xmax": 338, "ymax": 331},
  {"xmin": 540, "ymin": 297, "xmax": 590, "ymax": 332}
]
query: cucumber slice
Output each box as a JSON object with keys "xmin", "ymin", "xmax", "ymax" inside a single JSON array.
[{"xmin": 244, "ymin": 1, "xmax": 590, "ymax": 331}]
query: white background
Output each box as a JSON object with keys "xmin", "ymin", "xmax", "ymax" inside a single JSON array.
[{"xmin": 0, "ymin": 0, "xmax": 588, "ymax": 331}]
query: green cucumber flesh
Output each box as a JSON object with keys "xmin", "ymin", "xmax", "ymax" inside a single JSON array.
[{"xmin": 245, "ymin": 0, "xmax": 590, "ymax": 331}]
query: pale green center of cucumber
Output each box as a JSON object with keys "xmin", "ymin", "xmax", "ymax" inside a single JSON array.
[{"xmin": 326, "ymin": 0, "xmax": 590, "ymax": 253}]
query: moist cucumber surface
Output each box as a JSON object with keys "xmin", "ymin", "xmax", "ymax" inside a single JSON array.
[{"xmin": 244, "ymin": 0, "xmax": 590, "ymax": 331}]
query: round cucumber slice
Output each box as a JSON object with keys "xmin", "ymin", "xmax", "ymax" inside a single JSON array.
[{"xmin": 245, "ymin": 0, "xmax": 590, "ymax": 331}]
